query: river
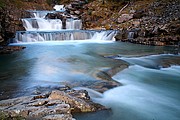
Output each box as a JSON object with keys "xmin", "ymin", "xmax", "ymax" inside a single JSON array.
[{"xmin": 0, "ymin": 40, "xmax": 179, "ymax": 120}]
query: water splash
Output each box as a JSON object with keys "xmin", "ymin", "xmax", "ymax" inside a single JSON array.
[{"xmin": 53, "ymin": 5, "xmax": 66, "ymax": 12}]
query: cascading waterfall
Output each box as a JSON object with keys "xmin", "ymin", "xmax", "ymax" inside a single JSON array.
[
  {"xmin": 66, "ymin": 19, "xmax": 82, "ymax": 30},
  {"xmin": 128, "ymin": 32, "xmax": 134, "ymax": 39},
  {"xmin": 15, "ymin": 30, "xmax": 117, "ymax": 42},
  {"xmin": 27, "ymin": 10, "xmax": 53, "ymax": 18},
  {"xmin": 13, "ymin": 5, "xmax": 117, "ymax": 43},
  {"xmin": 22, "ymin": 18, "xmax": 62, "ymax": 31}
]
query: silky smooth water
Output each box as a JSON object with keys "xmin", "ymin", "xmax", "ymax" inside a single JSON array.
[
  {"xmin": 73, "ymin": 45, "xmax": 180, "ymax": 120},
  {"xmin": 0, "ymin": 41, "xmax": 179, "ymax": 120}
]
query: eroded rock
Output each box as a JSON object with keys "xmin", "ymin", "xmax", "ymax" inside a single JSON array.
[
  {"xmin": 42, "ymin": 114, "xmax": 75, "ymax": 120},
  {"xmin": 0, "ymin": 89, "xmax": 106, "ymax": 119},
  {"xmin": 48, "ymin": 90, "xmax": 106, "ymax": 112}
]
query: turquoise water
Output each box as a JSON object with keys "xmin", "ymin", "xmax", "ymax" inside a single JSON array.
[{"xmin": 0, "ymin": 41, "xmax": 179, "ymax": 120}]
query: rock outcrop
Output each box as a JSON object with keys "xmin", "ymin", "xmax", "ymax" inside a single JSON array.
[
  {"xmin": 79, "ymin": 0, "xmax": 180, "ymax": 46},
  {"xmin": 0, "ymin": 88, "xmax": 106, "ymax": 120},
  {"xmin": 113, "ymin": 0, "xmax": 180, "ymax": 46}
]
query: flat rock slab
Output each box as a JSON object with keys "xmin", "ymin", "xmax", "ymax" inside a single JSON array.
[{"xmin": 0, "ymin": 89, "xmax": 106, "ymax": 120}]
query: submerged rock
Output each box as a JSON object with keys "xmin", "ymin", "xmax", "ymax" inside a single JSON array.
[{"xmin": 0, "ymin": 46, "xmax": 26, "ymax": 54}]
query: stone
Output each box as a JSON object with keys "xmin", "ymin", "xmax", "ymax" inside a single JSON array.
[
  {"xmin": 42, "ymin": 114, "xmax": 74, "ymax": 120},
  {"xmin": 46, "ymin": 100, "xmax": 63, "ymax": 106},
  {"xmin": 0, "ymin": 46, "xmax": 26, "ymax": 54},
  {"xmin": 48, "ymin": 90, "xmax": 106, "ymax": 112},
  {"xmin": 70, "ymin": 11, "xmax": 75, "ymax": 15},
  {"xmin": 54, "ymin": 104, "xmax": 71, "ymax": 114},
  {"xmin": 117, "ymin": 14, "xmax": 133, "ymax": 23},
  {"xmin": 115, "ymin": 29, "xmax": 128, "ymax": 40},
  {"xmin": 132, "ymin": 20, "xmax": 141, "ymax": 27},
  {"xmin": 1, "ymin": 89, "xmax": 100, "ymax": 119},
  {"xmin": 74, "ymin": 10, "xmax": 81, "ymax": 15},
  {"xmin": 0, "ymin": 96, "xmax": 32, "ymax": 107},
  {"xmin": 27, "ymin": 99, "xmax": 48, "ymax": 106},
  {"xmin": 29, "ymin": 107, "xmax": 54, "ymax": 118},
  {"xmin": 67, "ymin": 90, "xmax": 90, "ymax": 100}
]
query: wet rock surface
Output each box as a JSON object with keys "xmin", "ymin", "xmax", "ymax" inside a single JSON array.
[
  {"xmin": 0, "ymin": 46, "xmax": 26, "ymax": 54},
  {"xmin": 0, "ymin": 87, "xmax": 106, "ymax": 120}
]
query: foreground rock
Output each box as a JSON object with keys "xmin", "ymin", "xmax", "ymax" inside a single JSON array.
[{"xmin": 0, "ymin": 89, "xmax": 106, "ymax": 120}]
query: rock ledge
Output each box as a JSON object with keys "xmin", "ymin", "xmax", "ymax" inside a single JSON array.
[{"xmin": 0, "ymin": 89, "xmax": 106, "ymax": 120}]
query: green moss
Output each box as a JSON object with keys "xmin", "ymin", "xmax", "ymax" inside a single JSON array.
[{"xmin": 0, "ymin": 0, "xmax": 6, "ymax": 8}]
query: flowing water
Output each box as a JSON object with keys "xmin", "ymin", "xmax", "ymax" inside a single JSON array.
[
  {"xmin": 75, "ymin": 54, "xmax": 180, "ymax": 120},
  {"xmin": 1, "ymin": 41, "xmax": 180, "ymax": 120},
  {"xmin": 1, "ymin": 8, "xmax": 180, "ymax": 120}
]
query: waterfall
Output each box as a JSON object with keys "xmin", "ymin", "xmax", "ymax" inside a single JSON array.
[
  {"xmin": 13, "ymin": 5, "xmax": 117, "ymax": 43},
  {"xmin": 128, "ymin": 32, "xmax": 135, "ymax": 39},
  {"xmin": 66, "ymin": 19, "xmax": 82, "ymax": 30},
  {"xmin": 90, "ymin": 31, "xmax": 117, "ymax": 41},
  {"xmin": 14, "ymin": 30, "xmax": 116, "ymax": 42},
  {"xmin": 22, "ymin": 18, "xmax": 62, "ymax": 31}
]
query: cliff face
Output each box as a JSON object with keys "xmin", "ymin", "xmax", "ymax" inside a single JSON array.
[{"xmin": 0, "ymin": 0, "xmax": 51, "ymax": 45}]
